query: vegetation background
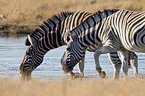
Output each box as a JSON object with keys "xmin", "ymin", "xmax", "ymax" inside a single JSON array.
[
  {"xmin": 1, "ymin": 78, "xmax": 145, "ymax": 96},
  {"xmin": 0, "ymin": 0, "xmax": 145, "ymax": 33},
  {"xmin": 0, "ymin": 0, "xmax": 145, "ymax": 96}
]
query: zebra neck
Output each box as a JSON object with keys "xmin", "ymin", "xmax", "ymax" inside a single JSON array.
[
  {"xmin": 30, "ymin": 12, "xmax": 74, "ymax": 51},
  {"xmin": 60, "ymin": 11, "xmax": 92, "ymax": 44}
]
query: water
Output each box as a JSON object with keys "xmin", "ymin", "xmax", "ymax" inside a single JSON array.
[{"xmin": 0, "ymin": 35, "xmax": 145, "ymax": 80}]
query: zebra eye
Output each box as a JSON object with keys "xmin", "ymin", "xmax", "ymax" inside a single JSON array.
[
  {"xmin": 66, "ymin": 47, "xmax": 70, "ymax": 51},
  {"xmin": 26, "ymin": 53, "xmax": 30, "ymax": 55},
  {"xmin": 67, "ymin": 36, "xmax": 70, "ymax": 42}
]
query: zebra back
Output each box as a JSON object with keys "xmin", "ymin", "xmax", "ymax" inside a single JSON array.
[
  {"xmin": 67, "ymin": 9, "xmax": 119, "ymax": 38},
  {"xmin": 63, "ymin": 9, "xmax": 119, "ymax": 45},
  {"xmin": 25, "ymin": 11, "xmax": 74, "ymax": 46}
]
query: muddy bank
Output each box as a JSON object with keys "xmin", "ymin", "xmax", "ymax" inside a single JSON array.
[{"xmin": 0, "ymin": 24, "xmax": 38, "ymax": 36}]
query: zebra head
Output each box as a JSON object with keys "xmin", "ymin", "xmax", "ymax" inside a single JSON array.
[
  {"xmin": 20, "ymin": 35, "xmax": 44, "ymax": 79},
  {"xmin": 62, "ymin": 31, "xmax": 87, "ymax": 73}
]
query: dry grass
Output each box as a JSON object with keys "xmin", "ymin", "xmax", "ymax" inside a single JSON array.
[
  {"xmin": 0, "ymin": 0, "xmax": 145, "ymax": 33},
  {"xmin": 0, "ymin": 78, "xmax": 145, "ymax": 96}
]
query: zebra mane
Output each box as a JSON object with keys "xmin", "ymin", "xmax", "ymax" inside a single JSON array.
[
  {"xmin": 69, "ymin": 9, "xmax": 119, "ymax": 36},
  {"xmin": 25, "ymin": 11, "xmax": 74, "ymax": 46}
]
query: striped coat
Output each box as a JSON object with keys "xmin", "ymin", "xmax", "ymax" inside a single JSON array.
[
  {"xmin": 20, "ymin": 9, "xmax": 122, "ymax": 79},
  {"xmin": 62, "ymin": 9, "xmax": 141, "ymax": 79}
]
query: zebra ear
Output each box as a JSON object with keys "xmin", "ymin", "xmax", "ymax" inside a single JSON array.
[{"xmin": 28, "ymin": 35, "xmax": 33, "ymax": 46}]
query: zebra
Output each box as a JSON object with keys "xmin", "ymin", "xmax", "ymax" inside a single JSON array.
[
  {"xmin": 61, "ymin": 9, "xmax": 141, "ymax": 79},
  {"xmin": 20, "ymin": 9, "xmax": 124, "ymax": 79}
]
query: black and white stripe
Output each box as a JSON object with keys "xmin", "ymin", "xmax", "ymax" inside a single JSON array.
[
  {"xmin": 62, "ymin": 9, "xmax": 141, "ymax": 79},
  {"xmin": 20, "ymin": 9, "xmax": 121, "ymax": 79}
]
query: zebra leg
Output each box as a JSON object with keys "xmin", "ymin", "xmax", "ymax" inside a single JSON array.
[
  {"xmin": 130, "ymin": 52, "xmax": 138, "ymax": 78},
  {"xmin": 94, "ymin": 45, "xmax": 119, "ymax": 79},
  {"xmin": 94, "ymin": 53, "xmax": 106, "ymax": 78},
  {"xmin": 108, "ymin": 52, "xmax": 122, "ymax": 80},
  {"xmin": 78, "ymin": 57, "xmax": 85, "ymax": 77},
  {"xmin": 120, "ymin": 50, "xmax": 130, "ymax": 78}
]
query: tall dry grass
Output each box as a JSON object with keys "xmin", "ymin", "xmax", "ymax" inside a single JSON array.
[
  {"xmin": 0, "ymin": 0, "xmax": 145, "ymax": 33},
  {"xmin": 0, "ymin": 79, "xmax": 145, "ymax": 96},
  {"xmin": 0, "ymin": 0, "xmax": 145, "ymax": 26}
]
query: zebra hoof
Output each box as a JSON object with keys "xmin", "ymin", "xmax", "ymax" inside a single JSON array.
[
  {"xmin": 73, "ymin": 73, "xmax": 84, "ymax": 78},
  {"xmin": 20, "ymin": 75, "xmax": 31, "ymax": 80},
  {"xmin": 99, "ymin": 71, "xmax": 106, "ymax": 78}
]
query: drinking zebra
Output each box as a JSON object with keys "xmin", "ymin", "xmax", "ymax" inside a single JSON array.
[
  {"xmin": 20, "ymin": 9, "xmax": 125, "ymax": 79},
  {"xmin": 61, "ymin": 9, "xmax": 141, "ymax": 79}
]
